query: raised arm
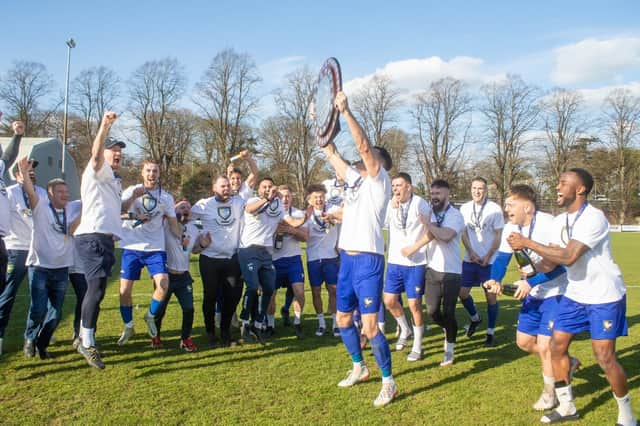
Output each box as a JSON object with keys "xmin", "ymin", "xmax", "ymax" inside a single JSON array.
[
  {"xmin": 507, "ymin": 232, "xmax": 589, "ymax": 267},
  {"xmin": 91, "ymin": 112, "xmax": 117, "ymax": 172},
  {"xmin": 321, "ymin": 143, "xmax": 349, "ymax": 182},
  {"xmin": 242, "ymin": 150, "xmax": 258, "ymax": 189},
  {"xmin": 17, "ymin": 157, "xmax": 39, "ymax": 209},
  {"xmin": 1, "ymin": 121, "xmax": 25, "ymax": 167}
]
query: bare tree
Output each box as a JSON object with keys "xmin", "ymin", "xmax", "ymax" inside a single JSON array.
[
  {"xmin": 0, "ymin": 61, "xmax": 57, "ymax": 135},
  {"xmin": 480, "ymin": 75, "xmax": 540, "ymax": 207},
  {"xmin": 193, "ymin": 49, "xmax": 261, "ymax": 165},
  {"xmin": 411, "ymin": 77, "xmax": 472, "ymax": 187},
  {"xmin": 603, "ymin": 88, "xmax": 640, "ymax": 224},
  {"xmin": 128, "ymin": 57, "xmax": 187, "ymax": 181},
  {"xmin": 351, "ymin": 74, "xmax": 402, "ymax": 146}
]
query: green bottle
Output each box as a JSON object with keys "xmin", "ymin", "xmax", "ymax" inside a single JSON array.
[{"xmin": 514, "ymin": 250, "xmax": 536, "ymax": 278}]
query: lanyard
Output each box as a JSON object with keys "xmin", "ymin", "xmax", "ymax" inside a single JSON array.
[
  {"xmin": 312, "ymin": 205, "xmax": 327, "ymax": 231},
  {"xmin": 21, "ymin": 185, "xmax": 31, "ymax": 210},
  {"xmin": 566, "ymin": 203, "xmax": 588, "ymax": 240},
  {"xmin": 397, "ymin": 193, "xmax": 413, "ymax": 232},
  {"xmin": 434, "ymin": 204, "xmax": 451, "ymax": 227},
  {"xmin": 49, "ymin": 202, "xmax": 67, "ymax": 234},
  {"xmin": 518, "ymin": 211, "xmax": 537, "ymax": 254},
  {"xmin": 472, "ymin": 198, "xmax": 487, "ymax": 229}
]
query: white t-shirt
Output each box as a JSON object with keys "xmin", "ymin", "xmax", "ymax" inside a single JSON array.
[
  {"xmin": 306, "ymin": 205, "xmax": 340, "ymax": 262},
  {"xmin": 323, "ymin": 178, "xmax": 345, "ymax": 208},
  {"xmin": 165, "ymin": 221, "xmax": 200, "ymax": 272},
  {"xmin": 119, "ymin": 185, "xmax": 176, "ymax": 252},
  {"xmin": 4, "ymin": 183, "xmax": 48, "ymax": 250},
  {"xmin": 273, "ymin": 207, "xmax": 306, "ymax": 261},
  {"xmin": 386, "ymin": 194, "xmax": 431, "ymax": 266},
  {"xmin": 240, "ymin": 197, "xmax": 284, "ymax": 249},
  {"xmin": 460, "ymin": 199, "xmax": 504, "ymax": 264},
  {"xmin": 238, "ymin": 181, "xmax": 253, "ymax": 201},
  {"xmin": 27, "ymin": 197, "xmax": 77, "ymax": 268},
  {"xmin": 0, "ymin": 160, "xmax": 12, "ymax": 237},
  {"xmin": 498, "ymin": 211, "xmax": 567, "ymax": 299},
  {"xmin": 74, "ymin": 161, "xmax": 123, "ymax": 239},
  {"xmin": 553, "ymin": 204, "xmax": 626, "ymax": 304},
  {"xmin": 426, "ymin": 204, "xmax": 465, "ymax": 274},
  {"xmin": 66, "ymin": 200, "xmax": 84, "ymax": 274},
  {"xmin": 338, "ymin": 167, "xmax": 391, "ymax": 255},
  {"xmin": 191, "ymin": 195, "xmax": 244, "ymax": 259}
]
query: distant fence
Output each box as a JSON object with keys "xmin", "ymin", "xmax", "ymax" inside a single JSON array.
[{"xmin": 609, "ymin": 225, "xmax": 640, "ymax": 232}]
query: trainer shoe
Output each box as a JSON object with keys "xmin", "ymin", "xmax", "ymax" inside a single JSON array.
[
  {"xmin": 241, "ymin": 323, "xmax": 257, "ymax": 344},
  {"xmin": 0, "ymin": 337, "xmax": 3, "ymax": 356},
  {"xmin": 23, "ymin": 339, "xmax": 35, "ymax": 358},
  {"xmin": 117, "ymin": 326, "xmax": 135, "ymax": 345},
  {"xmin": 264, "ymin": 326, "xmax": 275, "ymax": 338},
  {"xmin": 569, "ymin": 356, "xmax": 581, "ymax": 381},
  {"xmin": 150, "ymin": 336, "xmax": 162, "ymax": 349},
  {"xmin": 280, "ymin": 307, "xmax": 291, "ymax": 327},
  {"xmin": 77, "ymin": 344, "xmax": 105, "ymax": 370},
  {"xmin": 333, "ymin": 327, "xmax": 341, "ymax": 337},
  {"xmin": 406, "ymin": 350, "xmax": 423, "ymax": 362},
  {"xmin": 440, "ymin": 351, "xmax": 454, "ymax": 367},
  {"xmin": 337, "ymin": 364, "xmax": 370, "ymax": 387},
  {"xmin": 253, "ymin": 326, "xmax": 266, "ymax": 345},
  {"xmin": 315, "ymin": 326, "xmax": 325, "ymax": 337},
  {"xmin": 484, "ymin": 333, "xmax": 495, "ymax": 347},
  {"xmin": 466, "ymin": 316, "xmax": 482, "ymax": 338},
  {"xmin": 180, "ymin": 337, "xmax": 198, "ymax": 352},
  {"xmin": 394, "ymin": 325, "xmax": 401, "ymax": 338},
  {"xmin": 38, "ymin": 348, "xmax": 53, "ymax": 360},
  {"xmin": 532, "ymin": 391, "xmax": 558, "ymax": 411},
  {"xmin": 540, "ymin": 409, "xmax": 580, "ymax": 423},
  {"xmin": 294, "ymin": 323, "xmax": 304, "ymax": 339},
  {"xmin": 373, "ymin": 381, "xmax": 398, "ymax": 407},
  {"xmin": 72, "ymin": 337, "xmax": 82, "ymax": 350},
  {"xmin": 144, "ymin": 312, "xmax": 158, "ymax": 338},
  {"xmin": 395, "ymin": 332, "xmax": 413, "ymax": 351},
  {"xmin": 231, "ymin": 312, "xmax": 241, "ymax": 329}
]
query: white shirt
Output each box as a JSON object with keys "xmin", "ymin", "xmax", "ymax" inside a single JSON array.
[
  {"xmin": 165, "ymin": 221, "xmax": 200, "ymax": 272},
  {"xmin": 66, "ymin": 200, "xmax": 84, "ymax": 274},
  {"xmin": 460, "ymin": 199, "xmax": 504, "ymax": 264},
  {"xmin": 27, "ymin": 197, "xmax": 77, "ymax": 268},
  {"xmin": 238, "ymin": 181, "xmax": 253, "ymax": 202},
  {"xmin": 553, "ymin": 204, "xmax": 626, "ymax": 304},
  {"xmin": 498, "ymin": 211, "xmax": 567, "ymax": 299},
  {"xmin": 273, "ymin": 207, "xmax": 306, "ymax": 261},
  {"xmin": 119, "ymin": 185, "xmax": 176, "ymax": 252},
  {"xmin": 386, "ymin": 194, "xmax": 431, "ymax": 266},
  {"xmin": 191, "ymin": 195, "xmax": 244, "ymax": 259},
  {"xmin": 240, "ymin": 197, "xmax": 284, "ymax": 249},
  {"xmin": 338, "ymin": 167, "xmax": 391, "ymax": 255},
  {"xmin": 4, "ymin": 183, "xmax": 48, "ymax": 250},
  {"xmin": 426, "ymin": 204, "xmax": 465, "ymax": 274},
  {"xmin": 306, "ymin": 205, "xmax": 340, "ymax": 262},
  {"xmin": 0, "ymin": 160, "xmax": 11, "ymax": 237},
  {"xmin": 74, "ymin": 161, "xmax": 123, "ymax": 239},
  {"xmin": 323, "ymin": 178, "xmax": 345, "ymax": 208}
]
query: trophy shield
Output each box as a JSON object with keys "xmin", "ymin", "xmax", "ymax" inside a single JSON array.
[{"xmin": 313, "ymin": 57, "xmax": 342, "ymax": 147}]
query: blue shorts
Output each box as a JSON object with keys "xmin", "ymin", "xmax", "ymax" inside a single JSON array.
[
  {"xmin": 337, "ymin": 251, "xmax": 384, "ymax": 315},
  {"xmin": 461, "ymin": 261, "xmax": 492, "ymax": 288},
  {"xmin": 384, "ymin": 263, "xmax": 425, "ymax": 299},
  {"xmin": 307, "ymin": 257, "xmax": 339, "ymax": 287},
  {"xmin": 553, "ymin": 295, "xmax": 628, "ymax": 340},
  {"xmin": 517, "ymin": 295, "xmax": 562, "ymax": 337},
  {"xmin": 274, "ymin": 255, "xmax": 305, "ymax": 289},
  {"xmin": 120, "ymin": 249, "xmax": 168, "ymax": 280}
]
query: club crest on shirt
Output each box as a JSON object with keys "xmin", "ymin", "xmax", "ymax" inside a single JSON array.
[
  {"xmin": 415, "ymin": 286, "xmax": 422, "ymax": 295},
  {"xmin": 265, "ymin": 198, "xmax": 281, "ymax": 218},
  {"xmin": 603, "ymin": 320, "xmax": 613, "ymax": 332},
  {"xmin": 364, "ymin": 297, "xmax": 373, "ymax": 307},
  {"xmin": 215, "ymin": 206, "xmax": 235, "ymax": 226},
  {"xmin": 142, "ymin": 194, "xmax": 158, "ymax": 213}
]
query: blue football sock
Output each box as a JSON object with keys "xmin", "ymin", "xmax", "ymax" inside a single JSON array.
[
  {"xmin": 488, "ymin": 302, "xmax": 499, "ymax": 329},
  {"xmin": 149, "ymin": 298, "xmax": 163, "ymax": 316},
  {"xmin": 378, "ymin": 304, "xmax": 386, "ymax": 323},
  {"xmin": 353, "ymin": 311, "xmax": 361, "ymax": 324},
  {"xmin": 339, "ymin": 325, "xmax": 363, "ymax": 363},
  {"xmin": 370, "ymin": 331, "xmax": 392, "ymax": 377},
  {"xmin": 120, "ymin": 305, "xmax": 133, "ymax": 324},
  {"xmin": 461, "ymin": 295, "xmax": 477, "ymax": 317}
]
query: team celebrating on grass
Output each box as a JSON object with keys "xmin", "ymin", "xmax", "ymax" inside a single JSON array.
[{"xmin": 0, "ymin": 89, "xmax": 635, "ymax": 424}]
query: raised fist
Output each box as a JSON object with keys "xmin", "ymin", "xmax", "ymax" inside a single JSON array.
[
  {"xmin": 101, "ymin": 111, "xmax": 118, "ymax": 128},
  {"xmin": 334, "ymin": 91, "xmax": 348, "ymax": 114},
  {"xmin": 12, "ymin": 121, "xmax": 25, "ymax": 136}
]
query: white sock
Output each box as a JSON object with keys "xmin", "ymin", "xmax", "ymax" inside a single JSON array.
[
  {"xmin": 412, "ymin": 325, "xmax": 423, "ymax": 353},
  {"xmin": 243, "ymin": 320, "xmax": 250, "ymax": 326},
  {"xmin": 382, "ymin": 374, "xmax": 394, "ymax": 384},
  {"xmin": 267, "ymin": 315, "xmax": 275, "ymax": 328},
  {"xmin": 554, "ymin": 384, "xmax": 577, "ymax": 415},
  {"xmin": 614, "ymin": 393, "xmax": 636, "ymax": 426},
  {"xmin": 486, "ymin": 328, "xmax": 495, "ymax": 335},
  {"xmin": 254, "ymin": 320, "xmax": 263, "ymax": 330},
  {"xmin": 394, "ymin": 314, "xmax": 410, "ymax": 337},
  {"xmin": 445, "ymin": 341, "xmax": 455, "ymax": 354},
  {"xmin": 125, "ymin": 321, "xmax": 134, "ymax": 328},
  {"xmin": 317, "ymin": 313, "xmax": 326, "ymax": 328},
  {"xmin": 543, "ymin": 374, "xmax": 555, "ymax": 394},
  {"xmin": 80, "ymin": 326, "xmax": 95, "ymax": 348},
  {"xmin": 293, "ymin": 310, "xmax": 302, "ymax": 325},
  {"xmin": 470, "ymin": 313, "xmax": 480, "ymax": 322},
  {"xmin": 331, "ymin": 313, "xmax": 337, "ymax": 328}
]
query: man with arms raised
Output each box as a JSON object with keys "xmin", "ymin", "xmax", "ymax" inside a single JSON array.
[
  {"xmin": 227, "ymin": 150, "xmax": 258, "ymax": 201},
  {"xmin": 318, "ymin": 91, "xmax": 395, "ymax": 407},
  {"xmin": 459, "ymin": 177, "xmax": 503, "ymax": 346},
  {"xmin": 507, "ymin": 169, "xmax": 635, "ymax": 426},
  {"xmin": 117, "ymin": 160, "xmax": 181, "ymax": 345}
]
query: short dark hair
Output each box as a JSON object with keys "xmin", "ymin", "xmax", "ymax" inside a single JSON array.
[
  {"xmin": 373, "ymin": 146, "xmax": 392, "ymax": 171},
  {"xmin": 392, "ymin": 172, "xmax": 412, "ymax": 185},
  {"xmin": 431, "ymin": 179, "xmax": 449, "ymax": 189},
  {"xmin": 47, "ymin": 178, "xmax": 66, "ymax": 192},
  {"xmin": 229, "ymin": 167, "xmax": 243, "ymax": 176},
  {"xmin": 471, "ymin": 176, "xmax": 487, "ymax": 186},
  {"xmin": 568, "ymin": 168, "xmax": 594, "ymax": 196},
  {"xmin": 507, "ymin": 184, "xmax": 538, "ymax": 208},
  {"xmin": 259, "ymin": 176, "xmax": 275, "ymax": 186},
  {"xmin": 306, "ymin": 183, "xmax": 326, "ymax": 196}
]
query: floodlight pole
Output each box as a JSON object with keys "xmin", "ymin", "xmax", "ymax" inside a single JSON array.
[{"xmin": 62, "ymin": 37, "xmax": 76, "ymax": 179}]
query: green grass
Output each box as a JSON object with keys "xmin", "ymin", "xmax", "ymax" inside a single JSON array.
[{"xmin": 0, "ymin": 234, "xmax": 638, "ymax": 425}]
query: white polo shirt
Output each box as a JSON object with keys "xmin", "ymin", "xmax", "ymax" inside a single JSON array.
[
  {"xmin": 27, "ymin": 197, "xmax": 77, "ymax": 269},
  {"xmin": 426, "ymin": 204, "xmax": 465, "ymax": 274},
  {"xmin": 306, "ymin": 205, "xmax": 340, "ymax": 262},
  {"xmin": 240, "ymin": 197, "xmax": 284, "ymax": 249},
  {"xmin": 273, "ymin": 207, "xmax": 306, "ymax": 261},
  {"xmin": 553, "ymin": 204, "xmax": 626, "ymax": 304},
  {"xmin": 4, "ymin": 183, "xmax": 48, "ymax": 250},
  {"xmin": 386, "ymin": 194, "xmax": 430, "ymax": 266},
  {"xmin": 460, "ymin": 199, "xmax": 504, "ymax": 264},
  {"xmin": 74, "ymin": 161, "xmax": 123, "ymax": 239},
  {"xmin": 191, "ymin": 195, "xmax": 244, "ymax": 259},
  {"xmin": 165, "ymin": 221, "xmax": 201, "ymax": 273},
  {"xmin": 338, "ymin": 167, "xmax": 391, "ymax": 255}
]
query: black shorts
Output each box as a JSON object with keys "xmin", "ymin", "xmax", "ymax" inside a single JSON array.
[{"xmin": 75, "ymin": 233, "xmax": 116, "ymax": 281}]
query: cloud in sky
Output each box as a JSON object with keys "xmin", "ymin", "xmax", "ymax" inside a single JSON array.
[{"xmin": 550, "ymin": 36, "xmax": 640, "ymax": 85}]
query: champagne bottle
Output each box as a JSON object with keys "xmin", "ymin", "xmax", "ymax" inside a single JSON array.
[
  {"xmin": 274, "ymin": 233, "xmax": 284, "ymax": 250},
  {"xmin": 501, "ymin": 284, "xmax": 519, "ymax": 297},
  {"xmin": 513, "ymin": 249, "xmax": 536, "ymax": 278}
]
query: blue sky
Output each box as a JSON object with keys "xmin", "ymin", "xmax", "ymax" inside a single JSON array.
[{"xmin": 2, "ymin": 0, "xmax": 640, "ymax": 125}]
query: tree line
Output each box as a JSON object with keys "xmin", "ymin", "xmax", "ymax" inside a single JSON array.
[{"xmin": 1, "ymin": 49, "xmax": 639, "ymax": 223}]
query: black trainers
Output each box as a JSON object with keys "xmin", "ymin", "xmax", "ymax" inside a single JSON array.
[
  {"xmin": 294, "ymin": 323, "xmax": 304, "ymax": 339},
  {"xmin": 241, "ymin": 324, "xmax": 257, "ymax": 343},
  {"xmin": 77, "ymin": 344, "xmax": 105, "ymax": 369},
  {"xmin": 37, "ymin": 348, "xmax": 53, "ymax": 360},
  {"xmin": 207, "ymin": 332, "xmax": 220, "ymax": 349},
  {"xmin": 466, "ymin": 316, "xmax": 482, "ymax": 338},
  {"xmin": 484, "ymin": 333, "xmax": 495, "ymax": 347},
  {"xmin": 253, "ymin": 326, "xmax": 266, "ymax": 345},
  {"xmin": 280, "ymin": 307, "xmax": 291, "ymax": 327},
  {"xmin": 264, "ymin": 326, "xmax": 275, "ymax": 338},
  {"xmin": 23, "ymin": 340, "xmax": 35, "ymax": 358}
]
